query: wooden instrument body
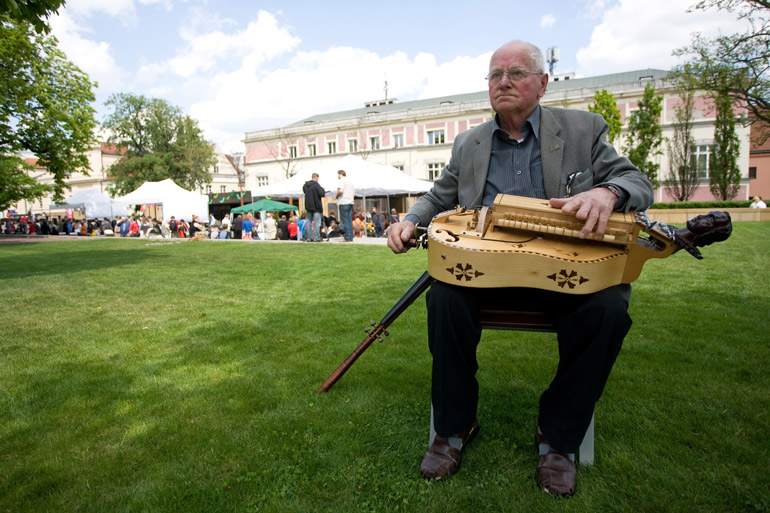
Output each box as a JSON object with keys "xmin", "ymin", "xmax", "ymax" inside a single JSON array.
[{"xmin": 427, "ymin": 194, "xmax": 679, "ymax": 294}]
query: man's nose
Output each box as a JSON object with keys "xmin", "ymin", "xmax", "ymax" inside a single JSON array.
[{"xmin": 498, "ymin": 73, "xmax": 515, "ymax": 86}]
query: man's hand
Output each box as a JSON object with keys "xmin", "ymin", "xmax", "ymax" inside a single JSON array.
[
  {"xmin": 387, "ymin": 220, "xmax": 416, "ymax": 254},
  {"xmin": 549, "ymin": 187, "xmax": 617, "ymax": 239}
]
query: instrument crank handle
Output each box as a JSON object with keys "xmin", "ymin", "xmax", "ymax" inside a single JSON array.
[{"xmin": 406, "ymin": 226, "xmax": 428, "ymax": 249}]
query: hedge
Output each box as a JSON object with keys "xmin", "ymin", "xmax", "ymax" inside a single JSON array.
[{"xmin": 649, "ymin": 200, "xmax": 752, "ymax": 209}]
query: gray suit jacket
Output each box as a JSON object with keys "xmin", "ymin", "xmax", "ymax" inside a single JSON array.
[{"xmin": 408, "ymin": 106, "xmax": 654, "ymax": 226}]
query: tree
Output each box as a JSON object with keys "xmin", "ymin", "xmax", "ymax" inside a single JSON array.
[
  {"xmin": 664, "ymin": 77, "xmax": 700, "ymax": 201},
  {"xmin": 710, "ymin": 85, "xmax": 743, "ymax": 199},
  {"xmin": 588, "ymin": 89, "xmax": 622, "ymax": 145},
  {"xmin": 0, "ymin": 15, "xmax": 97, "ymax": 210},
  {"xmin": 674, "ymin": 0, "xmax": 769, "ymax": 143},
  {"xmin": 264, "ymin": 128, "xmax": 300, "ymax": 180},
  {"xmin": 355, "ymin": 117, "xmax": 372, "ymax": 160},
  {"xmin": 623, "ymin": 82, "xmax": 664, "ymax": 188},
  {"xmin": 0, "ymin": 0, "xmax": 65, "ymax": 33},
  {"xmin": 102, "ymin": 93, "xmax": 216, "ymax": 195}
]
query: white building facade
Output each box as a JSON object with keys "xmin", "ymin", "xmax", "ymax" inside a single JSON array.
[
  {"xmin": 197, "ymin": 149, "xmax": 243, "ymax": 197},
  {"xmin": 10, "ymin": 145, "xmax": 245, "ymax": 219},
  {"xmin": 8, "ymin": 142, "xmax": 125, "ymax": 216}
]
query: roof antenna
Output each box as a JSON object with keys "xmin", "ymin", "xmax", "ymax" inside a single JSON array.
[
  {"xmin": 384, "ymin": 74, "xmax": 389, "ymax": 101},
  {"xmin": 546, "ymin": 46, "xmax": 559, "ymax": 74}
]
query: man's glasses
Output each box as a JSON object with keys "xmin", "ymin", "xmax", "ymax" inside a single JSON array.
[{"xmin": 486, "ymin": 68, "xmax": 542, "ymax": 85}]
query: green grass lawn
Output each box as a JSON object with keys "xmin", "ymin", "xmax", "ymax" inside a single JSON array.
[{"xmin": 0, "ymin": 226, "xmax": 768, "ymax": 513}]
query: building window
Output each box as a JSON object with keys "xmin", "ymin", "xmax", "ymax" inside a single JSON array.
[
  {"xmin": 327, "ymin": 141, "xmax": 337, "ymax": 154},
  {"xmin": 690, "ymin": 144, "xmax": 714, "ymax": 178},
  {"xmin": 749, "ymin": 166, "xmax": 757, "ymax": 179},
  {"xmin": 206, "ymin": 185, "xmax": 212, "ymax": 194},
  {"xmin": 428, "ymin": 162, "xmax": 444, "ymax": 181},
  {"xmin": 308, "ymin": 143, "xmax": 317, "ymax": 156},
  {"xmin": 428, "ymin": 130, "xmax": 445, "ymax": 145},
  {"xmin": 288, "ymin": 145, "xmax": 298, "ymax": 159},
  {"xmin": 256, "ymin": 176, "xmax": 268, "ymax": 187},
  {"xmin": 348, "ymin": 139, "xmax": 358, "ymax": 152},
  {"xmin": 213, "ymin": 165, "xmax": 219, "ymax": 174},
  {"xmin": 393, "ymin": 134, "xmax": 404, "ymax": 148},
  {"xmin": 220, "ymin": 186, "xmax": 226, "ymax": 193},
  {"xmin": 369, "ymin": 136, "xmax": 380, "ymax": 151}
]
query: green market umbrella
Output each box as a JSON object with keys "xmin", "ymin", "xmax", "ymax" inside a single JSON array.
[{"xmin": 230, "ymin": 198, "xmax": 299, "ymax": 214}]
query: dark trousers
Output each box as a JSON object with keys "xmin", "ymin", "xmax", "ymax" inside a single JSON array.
[{"xmin": 426, "ymin": 281, "xmax": 631, "ymax": 453}]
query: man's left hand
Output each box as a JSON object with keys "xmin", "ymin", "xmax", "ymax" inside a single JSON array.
[{"xmin": 549, "ymin": 187, "xmax": 618, "ymax": 239}]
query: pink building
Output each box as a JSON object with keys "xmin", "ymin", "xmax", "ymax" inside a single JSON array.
[
  {"xmin": 749, "ymin": 122, "xmax": 770, "ymax": 201},
  {"xmin": 243, "ymin": 69, "xmax": 753, "ymax": 204}
]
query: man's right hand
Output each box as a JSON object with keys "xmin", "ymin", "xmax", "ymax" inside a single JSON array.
[{"xmin": 387, "ymin": 220, "xmax": 415, "ymax": 254}]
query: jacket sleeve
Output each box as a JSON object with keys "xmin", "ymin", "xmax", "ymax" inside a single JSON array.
[{"xmin": 585, "ymin": 114, "xmax": 654, "ymax": 212}]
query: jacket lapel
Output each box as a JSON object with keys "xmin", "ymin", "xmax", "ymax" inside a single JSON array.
[
  {"xmin": 471, "ymin": 122, "xmax": 494, "ymax": 205},
  {"xmin": 539, "ymin": 107, "xmax": 565, "ymax": 199}
]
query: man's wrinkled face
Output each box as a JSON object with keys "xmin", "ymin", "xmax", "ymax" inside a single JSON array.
[{"xmin": 488, "ymin": 43, "xmax": 548, "ymax": 119}]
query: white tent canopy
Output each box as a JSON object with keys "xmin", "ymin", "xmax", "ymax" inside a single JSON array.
[
  {"xmin": 113, "ymin": 179, "xmax": 209, "ymax": 221},
  {"xmin": 51, "ymin": 189, "xmax": 128, "ymax": 219},
  {"xmin": 250, "ymin": 155, "xmax": 433, "ymax": 199}
]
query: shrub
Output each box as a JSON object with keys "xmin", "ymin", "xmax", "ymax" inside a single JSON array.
[{"xmin": 649, "ymin": 200, "xmax": 751, "ymax": 209}]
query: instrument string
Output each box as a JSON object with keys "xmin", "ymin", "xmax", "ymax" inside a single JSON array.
[{"xmin": 483, "ymin": 236, "xmax": 539, "ymax": 245}]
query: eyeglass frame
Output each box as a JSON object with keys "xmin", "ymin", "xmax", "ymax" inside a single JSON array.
[{"xmin": 485, "ymin": 68, "xmax": 543, "ymax": 85}]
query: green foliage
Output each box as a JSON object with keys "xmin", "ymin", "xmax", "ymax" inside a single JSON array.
[
  {"xmin": 0, "ymin": 15, "xmax": 98, "ymax": 209},
  {"xmin": 0, "ymin": 0, "xmax": 64, "ymax": 33},
  {"xmin": 674, "ymin": 0, "xmax": 770, "ymax": 143},
  {"xmin": 0, "ymin": 156, "xmax": 51, "ymax": 209},
  {"xmin": 588, "ymin": 89, "xmax": 622, "ymax": 145},
  {"xmin": 623, "ymin": 83, "xmax": 664, "ymax": 188},
  {"xmin": 710, "ymin": 87, "xmax": 743, "ymax": 200},
  {"xmin": 0, "ymin": 232, "xmax": 768, "ymax": 512},
  {"xmin": 650, "ymin": 200, "xmax": 751, "ymax": 209},
  {"xmin": 102, "ymin": 93, "xmax": 216, "ymax": 196},
  {"xmin": 664, "ymin": 76, "xmax": 699, "ymax": 202}
]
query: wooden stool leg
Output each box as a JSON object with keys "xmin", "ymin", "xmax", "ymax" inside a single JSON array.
[
  {"xmin": 429, "ymin": 403, "xmax": 436, "ymax": 448},
  {"xmin": 578, "ymin": 414, "xmax": 595, "ymax": 466}
]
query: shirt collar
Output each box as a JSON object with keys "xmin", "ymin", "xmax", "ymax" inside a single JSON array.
[{"xmin": 493, "ymin": 105, "xmax": 541, "ymax": 143}]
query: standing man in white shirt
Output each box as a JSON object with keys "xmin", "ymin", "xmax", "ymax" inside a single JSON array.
[{"xmin": 336, "ymin": 170, "xmax": 355, "ymax": 242}]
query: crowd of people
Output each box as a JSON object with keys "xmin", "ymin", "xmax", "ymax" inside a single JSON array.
[
  {"xmin": 2, "ymin": 215, "xmax": 116, "ymax": 236},
  {"xmin": 231, "ymin": 207, "xmax": 399, "ymax": 241},
  {"xmin": 1, "ymin": 207, "xmax": 402, "ymax": 241}
]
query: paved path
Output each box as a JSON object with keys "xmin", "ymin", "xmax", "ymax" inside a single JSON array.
[{"xmin": 0, "ymin": 234, "xmax": 389, "ymax": 245}]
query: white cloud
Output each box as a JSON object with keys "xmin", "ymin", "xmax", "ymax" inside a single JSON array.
[
  {"xmin": 584, "ymin": 0, "xmax": 611, "ymax": 20},
  {"xmin": 166, "ymin": 10, "xmax": 300, "ymax": 78},
  {"xmin": 188, "ymin": 44, "xmax": 492, "ymax": 153},
  {"xmin": 540, "ymin": 13, "xmax": 556, "ymax": 28},
  {"xmin": 136, "ymin": 61, "xmax": 169, "ymax": 85},
  {"xmin": 61, "ymin": 0, "xmax": 137, "ymax": 20},
  {"xmin": 49, "ymin": 11, "xmax": 126, "ymax": 92},
  {"xmin": 418, "ymin": 53, "xmax": 492, "ymax": 99},
  {"xmin": 576, "ymin": 0, "xmax": 750, "ymax": 75},
  {"xmin": 138, "ymin": 0, "xmax": 173, "ymax": 9}
]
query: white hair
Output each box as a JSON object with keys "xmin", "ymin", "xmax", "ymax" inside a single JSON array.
[{"xmin": 491, "ymin": 40, "xmax": 546, "ymax": 73}]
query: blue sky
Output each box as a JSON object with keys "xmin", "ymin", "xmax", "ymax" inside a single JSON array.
[{"xmin": 49, "ymin": 0, "xmax": 747, "ymax": 153}]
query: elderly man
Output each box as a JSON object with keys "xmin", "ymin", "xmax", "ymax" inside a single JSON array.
[{"xmin": 387, "ymin": 40, "xmax": 653, "ymax": 496}]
